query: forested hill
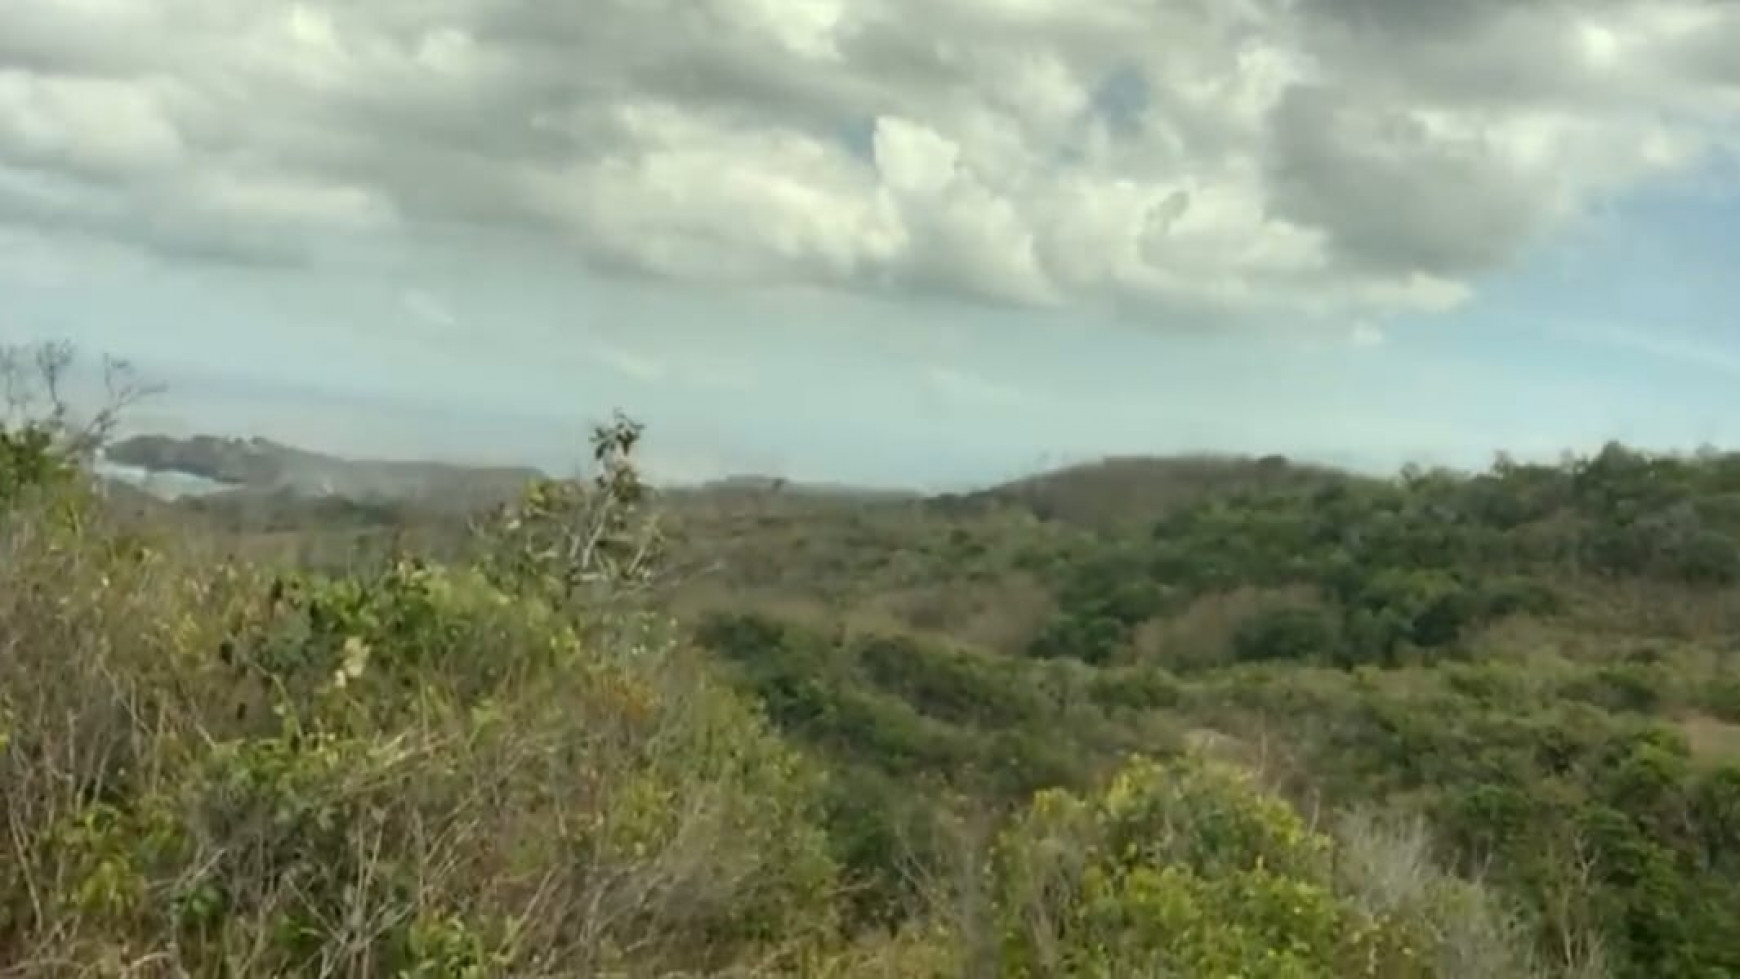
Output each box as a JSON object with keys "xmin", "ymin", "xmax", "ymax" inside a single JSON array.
[{"xmin": 932, "ymin": 452, "xmax": 1354, "ymax": 529}]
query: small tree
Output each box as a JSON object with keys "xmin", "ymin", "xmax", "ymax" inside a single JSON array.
[
  {"xmin": 0, "ymin": 341, "xmax": 158, "ymax": 509},
  {"xmin": 477, "ymin": 410, "xmax": 667, "ymax": 605}
]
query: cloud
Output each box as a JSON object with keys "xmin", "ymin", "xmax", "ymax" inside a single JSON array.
[
  {"xmin": 2, "ymin": 0, "xmax": 1737, "ymax": 323},
  {"xmin": 1348, "ymin": 322, "xmax": 1387, "ymax": 348},
  {"xmin": 922, "ymin": 363, "xmax": 1025, "ymax": 405},
  {"xmin": 400, "ymin": 288, "xmax": 458, "ymax": 329},
  {"xmin": 592, "ymin": 343, "xmax": 669, "ymax": 383},
  {"xmin": 587, "ymin": 338, "xmax": 763, "ymax": 391}
]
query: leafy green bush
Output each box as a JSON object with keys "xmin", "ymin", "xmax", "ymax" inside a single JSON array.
[
  {"xmin": 855, "ymin": 633, "xmax": 1048, "ymax": 728},
  {"xmin": 0, "ymin": 424, "xmax": 74, "ymax": 509},
  {"xmin": 1232, "ymin": 605, "xmax": 1340, "ymax": 664},
  {"xmin": 1025, "ymin": 612, "xmax": 1128, "ymax": 665},
  {"xmin": 968, "ymin": 756, "xmax": 1480, "ymax": 977}
]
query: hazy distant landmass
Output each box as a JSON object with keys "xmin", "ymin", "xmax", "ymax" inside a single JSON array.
[
  {"xmin": 101, "ymin": 434, "xmax": 547, "ymax": 510},
  {"xmin": 96, "ymin": 433, "xmax": 1363, "ymax": 533},
  {"xmin": 675, "ymin": 474, "xmax": 924, "ymax": 503},
  {"xmin": 97, "ymin": 434, "xmax": 925, "ymax": 510}
]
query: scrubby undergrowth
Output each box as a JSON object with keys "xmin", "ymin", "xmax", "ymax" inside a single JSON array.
[
  {"xmin": 1, "ymin": 445, "xmax": 838, "ymax": 975},
  {"xmin": 0, "ymin": 409, "xmax": 1562, "ymax": 978}
]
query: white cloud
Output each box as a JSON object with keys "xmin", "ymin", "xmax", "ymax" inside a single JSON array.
[
  {"xmin": 922, "ymin": 363, "xmax": 1025, "ymax": 404},
  {"xmin": 587, "ymin": 338, "xmax": 761, "ymax": 391},
  {"xmin": 1, "ymin": 0, "xmax": 1738, "ymax": 324},
  {"xmin": 401, "ymin": 288, "xmax": 458, "ymax": 329},
  {"xmin": 1348, "ymin": 322, "xmax": 1386, "ymax": 348}
]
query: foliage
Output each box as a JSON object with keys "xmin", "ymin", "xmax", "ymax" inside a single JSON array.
[
  {"xmin": 0, "ymin": 423, "xmax": 75, "ymax": 509},
  {"xmin": 1233, "ymin": 605, "xmax": 1341, "ymax": 664},
  {"xmin": 680, "ymin": 441, "xmax": 1740, "ymax": 976},
  {"xmin": 477, "ymin": 410, "xmax": 666, "ymax": 606},
  {"xmin": 18, "ymin": 351, "xmax": 1740, "ymax": 978},
  {"xmin": 0, "ymin": 408, "xmax": 841, "ymax": 976},
  {"xmin": 1196, "ymin": 662, "xmax": 1740, "ymax": 977},
  {"xmin": 895, "ymin": 755, "xmax": 1546, "ymax": 979}
]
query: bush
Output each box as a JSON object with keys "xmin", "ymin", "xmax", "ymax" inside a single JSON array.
[
  {"xmin": 949, "ymin": 755, "xmax": 1477, "ymax": 977},
  {"xmin": 0, "ymin": 422, "xmax": 842, "ymax": 976},
  {"xmin": 0, "ymin": 424, "xmax": 76, "ymax": 509},
  {"xmin": 1025, "ymin": 612, "xmax": 1127, "ymax": 665},
  {"xmin": 1232, "ymin": 605, "xmax": 1339, "ymax": 664}
]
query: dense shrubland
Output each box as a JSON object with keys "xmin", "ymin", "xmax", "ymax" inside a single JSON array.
[
  {"xmin": 2, "ymin": 416, "xmax": 843, "ymax": 975},
  {"xmin": 686, "ymin": 446, "xmax": 1740, "ymax": 977},
  {"xmin": 2, "ymin": 408, "xmax": 1545, "ymax": 977},
  {"xmin": 6, "ymin": 345, "xmax": 1740, "ymax": 975}
]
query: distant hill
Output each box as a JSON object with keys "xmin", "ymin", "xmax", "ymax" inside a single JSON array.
[
  {"xmin": 934, "ymin": 453, "xmax": 1360, "ymax": 529},
  {"xmin": 674, "ymin": 475, "xmax": 923, "ymax": 504},
  {"xmin": 102, "ymin": 434, "xmax": 546, "ymax": 512},
  {"xmin": 99, "ymin": 434, "xmax": 1366, "ymax": 533},
  {"xmin": 99, "ymin": 433, "xmax": 921, "ymax": 517}
]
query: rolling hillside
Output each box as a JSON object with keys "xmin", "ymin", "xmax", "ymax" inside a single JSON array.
[{"xmin": 17, "ymin": 424, "xmax": 1740, "ymax": 976}]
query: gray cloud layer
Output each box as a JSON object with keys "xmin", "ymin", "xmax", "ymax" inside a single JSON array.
[{"xmin": 2, "ymin": 0, "xmax": 1737, "ymax": 320}]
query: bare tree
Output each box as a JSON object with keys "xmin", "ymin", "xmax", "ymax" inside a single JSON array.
[{"xmin": 0, "ymin": 340, "xmax": 162, "ymax": 461}]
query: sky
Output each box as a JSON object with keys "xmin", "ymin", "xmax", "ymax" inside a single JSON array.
[{"xmin": 2, "ymin": 0, "xmax": 1739, "ymax": 490}]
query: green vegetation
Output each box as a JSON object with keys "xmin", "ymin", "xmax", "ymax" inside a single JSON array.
[
  {"xmin": 664, "ymin": 446, "xmax": 1740, "ymax": 977},
  {"xmin": 2, "ymin": 426, "xmax": 841, "ymax": 975},
  {"xmin": 7, "ymin": 344, "xmax": 1740, "ymax": 975}
]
